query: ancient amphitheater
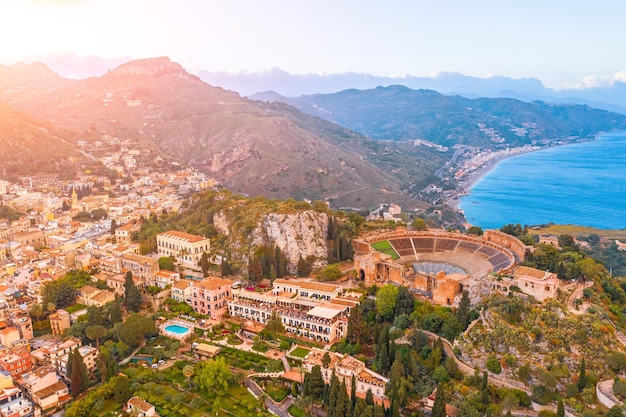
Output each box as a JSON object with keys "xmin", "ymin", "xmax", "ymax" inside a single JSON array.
[{"xmin": 353, "ymin": 229, "xmax": 526, "ymax": 298}]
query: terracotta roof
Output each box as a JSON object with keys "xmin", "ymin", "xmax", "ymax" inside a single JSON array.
[
  {"xmin": 193, "ymin": 277, "xmax": 232, "ymax": 291},
  {"xmin": 514, "ymin": 265, "xmax": 555, "ymax": 280},
  {"xmin": 158, "ymin": 230, "xmax": 208, "ymax": 243},
  {"xmin": 33, "ymin": 380, "xmax": 67, "ymax": 400},
  {"xmin": 173, "ymin": 279, "xmax": 194, "ymax": 290},
  {"xmin": 274, "ymin": 278, "xmax": 340, "ymax": 294},
  {"xmin": 127, "ymin": 396, "xmax": 154, "ymax": 412}
]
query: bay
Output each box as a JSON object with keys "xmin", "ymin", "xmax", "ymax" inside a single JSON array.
[{"xmin": 458, "ymin": 131, "xmax": 626, "ymax": 230}]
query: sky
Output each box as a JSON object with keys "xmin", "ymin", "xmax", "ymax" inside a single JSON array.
[{"xmin": 1, "ymin": 0, "xmax": 625, "ymax": 88}]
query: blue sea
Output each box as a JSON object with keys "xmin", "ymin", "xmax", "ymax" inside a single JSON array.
[{"xmin": 459, "ymin": 131, "xmax": 626, "ymax": 230}]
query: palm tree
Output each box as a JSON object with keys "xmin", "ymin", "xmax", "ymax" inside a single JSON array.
[{"xmin": 182, "ymin": 364, "xmax": 195, "ymax": 389}]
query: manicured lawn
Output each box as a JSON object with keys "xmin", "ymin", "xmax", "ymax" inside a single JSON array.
[
  {"xmin": 216, "ymin": 345, "xmax": 281, "ymax": 372},
  {"xmin": 371, "ymin": 240, "xmax": 400, "ymax": 259},
  {"xmin": 89, "ymin": 398, "xmax": 120, "ymax": 416},
  {"xmin": 290, "ymin": 347, "xmax": 311, "ymax": 359},
  {"xmin": 289, "ymin": 405, "xmax": 306, "ymax": 417},
  {"xmin": 66, "ymin": 303, "xmax": 87, "ymax": 313}
]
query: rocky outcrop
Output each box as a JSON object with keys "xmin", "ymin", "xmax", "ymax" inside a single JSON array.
[{"xmin": 252, "ymin": 210, "xmax": 329, "ymax": 273}]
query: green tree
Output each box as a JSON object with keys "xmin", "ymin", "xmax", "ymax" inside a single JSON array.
[
  {"xmin": 322, "ymin": 352, "xmax": 331, "ymax": 370},
  {"xmin": 578, "ymin": 358, "xmax": 587, "ymax": 391},
  {"xmin": 456, "ymin": 290, "xmax": 471, "ymax": 330},
  {"xmin": 557, "ymin": 399, "xmax": 565, "ymax": 417},
  {"xmin": 265, "ymin": 311, "xmax": 285, "ymax": 336},
  {"xmin": 110, "ymin": 219, "xmax": 118, "ymax": 235},
  {"xmin": 99, "ymin": 343, "xmax": 118, "ymax": 382},
  {"xmin": 467, "ymin": 226, "xmax": 483, "ymax": 235},
  {"xmin": 297, "ymin": 256, "xmax": 312, "ymax": 277},
  {"xmin": 195, "ymin": 356, "xmax": 232, "ymax": 393},
  {"xmin": 123, "ymin": 271, "xmax": 141, "ymax": 312},
  {"xmin": 183, "ymin": 364, "xmax": 195, "ymax": 389},
  {"xmin": 199, "ymin": 252, "xmax": 211, "ymax": 276},
  {"xmin": 432, "ymin": 383, "xmax": 446, "ymax": 417},
  {"xmin": 412, "ymin": 218, "xmax": 427, "ymax": 230},
  {"xmin": 376, "ymin": 284, "xmax": 399, "ymax": 321},
  {"xmin": 158, "ymin": 256, "xmax": 176, "ymax": 271},
  {"xmin": 486, "ymin": 355, "xmax": 502, "ymax": 374},
  {"xmin": 116, "ymin": 313, "xmax": 157, "ymax": 348},
  {"xmin": 85, "ymin": 325, "xmax": 107, "ymax": 348},
  {"xmin": 114, "ymin": 374, "xmax": 132, "ymax": 404},
  {"xmin": 608, "ymin": 406, "xmax": 626, "ymax": 417},
  {"xmin": 320, "ymin": 264, "xmax": 343, "ymax": 282},
  {"xmin": 307, "ymin": 365, "xmax": 326, "ymax": 401},
  {"xmin": 69, "ymin": 347, "xmax": 90, "ymax": 397},
  {"xmin": 394, "ymin": 286, "xmax": 415, "ymax": 317},
  {"xmin": 107, "ymin": 300, "xmax": 123, "ymax": 324},
  {"xmin": 347, "ymin": 304, "xmax": 366, "ymax": 344}
]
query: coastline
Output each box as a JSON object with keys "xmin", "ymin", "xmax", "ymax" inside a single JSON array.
[{"xmin": 446, "ymin": 133, "xmax": 608, "ymax": 212}]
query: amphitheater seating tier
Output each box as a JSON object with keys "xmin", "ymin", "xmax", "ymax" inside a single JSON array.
[{"xmin": 371, "ymin": 233, "xmax": 515, "ymax": 279}]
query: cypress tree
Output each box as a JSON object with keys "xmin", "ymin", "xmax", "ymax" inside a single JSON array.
[
  {"xmin": 432, "ymin": 383, "xmax": 446, "ymax": 417},
  {"xmin": 69, "ymin": 347, "xmax": 89, "ymax": 397},
  {"xmin": 456, "ymin": 290, "xmax": 471, "ymax": 329},
  {"xmin": 578, "ymin": 358, "xmax": 587, "ymax": 391},
  {"xmin": 557, "ymin": 399, "xmax": 565, "ymax": 417},
  {"xmin": 365, "ymin": 388, "xmax": 374, "ymax": 406}
]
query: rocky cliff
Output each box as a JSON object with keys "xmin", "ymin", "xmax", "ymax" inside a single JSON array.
[{"xmin": 251, "ymin": 211, "xmax": 329, "ymax": 273}]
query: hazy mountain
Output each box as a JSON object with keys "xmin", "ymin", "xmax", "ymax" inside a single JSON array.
[
  {"xmin": 0, "ymin": 58, "xmax": 444, "ymax": 208},
  {"xmin": 0, "ymin": 101, "xmax": 83, "ymax": 179},
  {"xmin": 255, "ymin": 85, "xmax": 626, "ymax": 147},
  {"xmin": 0, "ymin": 62, "xmax": 77, "ymax": 105},
  {"xmin": 205, "ymin": 68, "xmax": 626, "ymax": 114}
]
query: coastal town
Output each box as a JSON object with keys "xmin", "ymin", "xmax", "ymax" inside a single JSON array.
[{"xmin": 0, "ymin": 135, "xmax": 405, "ymax": 416}]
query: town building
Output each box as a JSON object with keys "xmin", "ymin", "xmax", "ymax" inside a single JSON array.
[
  {"xmin": 77, "ymin": 286, "xmax": 115, "ymax": 308},
  {"xmin": 120, "ymin": 253, "xmax": 159, "ymax": 285},
  {"xmin": 189, "ymin": 277, "xmax": 232, "ymax": 320},
  {"xmin": 49, "ymin": 310, "xmax": 70, "ymax": 337},
  {"xmin": 156, "ymin": 230, "xmax": 210, "ymax": 268},
  {"xmin": 171, "ymin": 279, "xmax": 194, "ymax": 303},
  {"xmin": 0, "ymin": 385, "xmax": 34, "ymax": 417},
  {"xmin": 152, "ymin": 270, "xmax": 179, "ymax": 289},
  {"xmin": 0, "ymin": 349, "xmax": 32, "ymax": 378},
  {"xmin": 114, "ymin": 223, "xmax": 138, "ymax": 244},
  {"xmin": 126, "ymin": 396, "xmax": 159, "ymax": 417},
  {"xmin": 57, "ymin": 345, "xmax": 99, "ymax": 378},
  {"xmin": 18, "ymin": 366, "xmax": 69, "ymax": 412}
]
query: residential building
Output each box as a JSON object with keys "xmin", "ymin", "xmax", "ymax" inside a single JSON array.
[
  {"xmin": 272, "ymin": 279, "xmax": 342, "ymax": 302},
  {"xmin": 126, "ymin": 396, "xmax": 159, "ymax": 417},
  {"xmin": 57, "ymin": 345, "xmax": 99, "ymax": 378},
  {"xmin": 18, "ymin": 366, "xmax": 69, "ymax": 411},
  {"xmin": 120, "ymin": 253, "xmax": 159, "ymax": 285},
  {"xmin": 0, "ymin": 385, "xmax": 34, "ymax": 417},
  {"xmin": 156, "ymin": 230, "xmax": 210, "ymax": 267},
  {"xmin": 77, "ymin": 286, "xmax": 115, "ymax": 308},
  {"xmin": 171, "ymin": 279, "xmax": 194, "ymax": 303},
  {"xmin": 30, "ymin": 339, "xmax": 80, "ymax": 368},
  {"xmin": 302, "ymin": 348, "xmax": 388, "ymax": 403},
  {"xmin": 228, "ymin": 287, "xmax": 351, "ymax": 343},
  {"xmin": 49, "ymin": 310, "xmax": 70, "ymax": 337},
  {"xmin": 189, "ymin": 277, "xmax": 231, "ymax": 320},
  {"xmin": 152, "ymin": 270, "xmax": 179, "ymax": 289},
  {"xmin": 0, "ymin": 349, "xmax": 32, "ymax": 378},
  {"xmin": 114, "ymin": 223, "xmax": 138, "ymax": 245},
  {"xmin": 0, "ymin": 328, "xmax": 19, "ymax": 350},
  {"xmin": 7, "ymin": 310, "xmax": 32, "ymax": 341}
]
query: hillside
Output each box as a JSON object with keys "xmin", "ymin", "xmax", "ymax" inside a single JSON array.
[
  {"xmin": 0, "ymin": 58, "xmax": 444, "ymax": 208},
  {"xmin": 0, "ymin": 102, "xmax": 85, "ymax": 179},
  {"xmin": 257, "ymin": 85, "xmax": 626, "ymax": 147}
]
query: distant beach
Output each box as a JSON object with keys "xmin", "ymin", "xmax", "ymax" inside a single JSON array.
[{"xmin": 457, "ymin": 132, "xmax": 626, "ymax": 230}]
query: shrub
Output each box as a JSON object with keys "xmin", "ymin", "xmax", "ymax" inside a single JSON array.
[{"xmin": 486, "ymin": 355, "xmax": 502, "ymax": 374}]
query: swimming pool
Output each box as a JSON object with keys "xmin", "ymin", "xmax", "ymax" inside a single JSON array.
[
  {"xmin": 165, "ymin": 324, "xmax": 189, "ymax": 334},
  {"xmin": 161, "ymin": 321, "xmax": 193, "ymax": 339}
]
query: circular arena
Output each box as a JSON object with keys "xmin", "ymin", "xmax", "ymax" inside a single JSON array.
[{"xmin": 354, "ymin": 230, "xmax": 519, "ymax": 282}]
